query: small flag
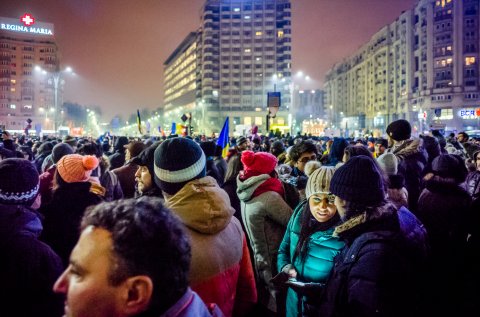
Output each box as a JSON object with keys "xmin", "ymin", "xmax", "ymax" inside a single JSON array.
[
  {"xmin": 136, "ymin": 110, "xmax": 143, "ymax": 134},
  {"xmin": 171, "ymin": 122, "xmax": 176, "ymax": 135},
  {"xmin": 216, "ymin": 117, "xmax": 229, "ymax": 158}
]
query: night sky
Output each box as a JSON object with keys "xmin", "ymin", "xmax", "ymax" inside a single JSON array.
[{"xmin": 0, "ymin": 0, "xmax": 416, "ymax": 121}]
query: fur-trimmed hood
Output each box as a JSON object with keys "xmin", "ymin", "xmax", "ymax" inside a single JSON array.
[{"xmin": 390, "ymin": 138, "xmax": 425, "ymax": 162}]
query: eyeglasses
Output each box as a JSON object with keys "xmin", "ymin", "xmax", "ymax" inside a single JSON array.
[
  {"xmin": 311, "ymin": 193, "xmax": 336, "ymax": 204},
  {"xmin": 298, "ymin": 154, "xmax": 317, "ymax": 163}
]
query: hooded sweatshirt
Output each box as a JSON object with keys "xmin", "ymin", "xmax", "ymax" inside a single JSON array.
[{"xmin": 165, "ymin": 176, "xmax": 257, "ymax": 317}]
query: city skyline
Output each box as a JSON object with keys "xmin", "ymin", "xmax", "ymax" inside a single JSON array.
[{"xmin": 0, "ymin": 0, "xmax": 415, "ymax": 120}]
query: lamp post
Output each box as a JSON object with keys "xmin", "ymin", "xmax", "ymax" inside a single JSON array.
[{"xmin": 35, "ymin": 64, "xmax": 73, "ymax": 134}]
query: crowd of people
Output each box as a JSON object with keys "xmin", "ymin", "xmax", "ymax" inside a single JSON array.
[{"xmin": 0, "ymin": 119, "xmax": 479, "ymax": 317}]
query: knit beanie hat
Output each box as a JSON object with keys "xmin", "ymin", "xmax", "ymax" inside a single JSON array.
[
  {"xmin": 241, "ymin": 150, "xmax": 277, "ymax": 178},
  {"xmin": 52, "ymin": 143, "xmax": 74, "ymax": 164},
  {"xmin": 432, "ymin": 154, "xmax": 468, "ymax": 183},
  {"xmin": 153, "ymin": 137, "xmax": 206, "ymax": 195},
  {"xmin": 236, "ymin": 136, "xmax": 248, "ymax": 146},
  {"xmin": 377, "ymin": 152, "xmax": 398, "ymax": 176},
  {"xmin": 386, "ymin": 119, "xmax": 411, "ymax": 141},
  {"xmin": 57, "ymin": 154, "xmax": 99, "ymax": 183},
  {"xmin": 306, "ymin": 166, "xmax": 336, "ymax": 199},
  {"xmin": 330, "ymin": 155, "xmax": 385, "ymax": 206},
  {"xmin": 62, "ymin": 135, "xmax": 77, "ymax": 148},
  {"xmin": 0, "ymin": 158, "xmax": 39, "ymax": 206}
]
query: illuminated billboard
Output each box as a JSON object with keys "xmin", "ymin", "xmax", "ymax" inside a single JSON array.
[{"xmin": 0, "ymin": 13, "xmax": 54, "ymax": 36}]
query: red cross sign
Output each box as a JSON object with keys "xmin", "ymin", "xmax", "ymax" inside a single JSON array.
[{"xmin": 20, "ymin": 13, "xmax": 35, "ymax": 26}]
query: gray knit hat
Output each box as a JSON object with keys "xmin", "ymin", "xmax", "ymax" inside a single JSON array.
[
  {"xmin": 305, "ymin": 166, "xmax": 336, "ymax": 199},
  {"xmin": 377, "ymin": 153, "xmax": 398, "ymax": 176}
]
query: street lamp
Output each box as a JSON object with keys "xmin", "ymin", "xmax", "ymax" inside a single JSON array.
[{"xmin": 35, "ymin": 64, "xmax": 74, "ymax": 133}]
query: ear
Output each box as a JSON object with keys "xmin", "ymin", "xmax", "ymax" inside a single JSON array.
[{"xmin": 121, "ymin": 276, "xmax": 153, "ymax": 316}]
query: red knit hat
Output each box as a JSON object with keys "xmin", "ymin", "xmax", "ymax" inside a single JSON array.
[
  {"xmin": 57, "ymin": 154, "xmax": 99, "ymax": 183},
  {"xmin": 241, "ymin": 150, "xmax": 277, "ymax": 178}
]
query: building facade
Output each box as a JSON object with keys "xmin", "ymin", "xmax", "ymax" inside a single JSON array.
[
  {"xmin": 163, "ymin": 0, "xmax": 292, "ymax": 135},
  {"xmin": 324, "ymin": 0, "xmax": 480, "ymax": 134},
  {"xmin": 0, "ymin": 13, "xmax": 60, "ymax": 133}
]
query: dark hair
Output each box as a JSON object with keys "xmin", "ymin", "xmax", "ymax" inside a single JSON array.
[
  {"xmin": 77, "ymin": 142, "xmax": 102, "ymax": 157},
  {"xmin": 327, "ymin": 137, "xmax": 349, "ymax": 166},
  {"xmin": 375, "ymin": 138, "xmax": 388, "ymax": 149},
  {"xmin": 81, "ymin": 197, "xmax": 191, "ymax": 316},
  {"xmin": 458, "ymin": 132, "xmax": 469, "ymax": 140},
  {"xmin": 293, "ymin": 203, "xmax": 340, "ymax": 262},
  {"xmin": 224, "ymin": 154, "xmax": 244, "ymax": 183},
  {"xmin": 289, "ymin": 140, "xmax": 318, "ymax": 162},
  {"xmin": 343, "ymin": 145, "xmax": 372, "ymax": 162}
]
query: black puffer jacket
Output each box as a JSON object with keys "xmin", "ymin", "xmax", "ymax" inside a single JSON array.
[
  {"xmin": 0, "ymin": 204, "xmax": 64, "ymax": 316},
  {"xmin": 317, "ymin": 205, "xmax": 429, "ymax": 317}
]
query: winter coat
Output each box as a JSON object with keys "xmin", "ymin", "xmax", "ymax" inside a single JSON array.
[
  {"xmin": 214, "ymin": 157, "xmax": 228, "ymax": 185},
  {"xmin": 465, "ymin": 170, "xmax": 480, "ymax": 198},
  {"xmin": 221, "ymin": 178, "xmax": 242, "ymax": 227},
  {"xmin": 0, "ymin": 204, "xmax": 64, "ymax": 317},
  {"xmin": 206, "ymin": 158, "xmax": 224, "ymax": 186},
  {"xmin": 164, "ymin": 176, "xmax": 257, "ymax": 317},
  {"xmin": 417, "ymin": 175, "xmax": 471, "ymax": 315},
  {"xmin": 277, "ymin": 201, "xmax": 345, "ymax": 317},
  {"xmin": 112, "ymin": 163, "xmax": 139, "ymax": 198},
  {"xmin": 160, "ymin": 288, "xmax": 224, "ymax": 317},
  {"xmin": 237, "ymin": 174, "xmax": 293, "ymax": 312},
  {"xmin": 40, "ymin": 181, "xmax": 105, "ymax": 266},
  {"xmin": 386, "ymin": 174, "xmax": 408, "ymax": 210},
  {"xmin": 417, "ymin": 175, "xmax": 471, "ymax": 255},
  {"xmin": 387, "ymin": 138, "xmax": 427, "ymax": 213},
  {"xmin": 108, "ymin": 151, "xmax": 126, "ymax": 170},
  {"xmin": 317, "ymin": 205, "xmax": 429, "ymax": 317}
]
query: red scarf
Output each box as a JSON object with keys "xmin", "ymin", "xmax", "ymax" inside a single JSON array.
[{"xmin": 252, "ymin": 177, "xmax": 285, "ymax": 199}]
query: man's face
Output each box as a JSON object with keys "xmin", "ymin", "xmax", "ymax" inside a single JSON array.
[
  {"xmin": 135, "ymin": 166, "xmax": 152, "ymax": 194},
  {"xmin": 238, "ymin": 140, "xmax": 250, "ymax": 151},
  {"xmin": 457, "ymin": 134, "xmax": 466, "ymax": 143},
  {"xmin": 375, "ymin": 143, "xmax": 386, "ymax": 156},
  {"xmin": 54, "ymin": 226, "xmax": 125, "ymax": 317},
  {"xmin": 296, "ymin": 151, "xmax": 317, "ymax": 172}
]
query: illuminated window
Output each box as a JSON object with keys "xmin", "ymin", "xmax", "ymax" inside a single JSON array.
[
  {"xmin": 244, "ymin": 15, "xmax": 250, "ymax": 19},
  {"xmin": 9, "ymin": 104, "xmax": 16, "ymax": 109},
  {"xmin": 24, "ymin": 105, "xmax": 32, "ymax": 109},
  {"xmin": 10, "ymin": 88, "xmax": 15, "ymax": 92},
  {"xmin": 447, "ymin": 45, "xmax": 452, "ymax": 51},
  {"xmin": 233, "ymin": 8, "xmax": 240, "ymax": 12},
  {"xmin": 441, "ymin": 60, "xmax": 446, "ymax": 67},
  {"xmin": 277, "ymin": 30, "xmax": 284, "ymax": 38},
  {"xmin": 255, "ymin": 117, "xmax": 263, "ymax": 125},
  {"xmin": 244, "ymin": 48, "xmax": 251, "ymax": 53},
  {"xmin": 466, "ymin": 56, "xmax": 476, "ymax": 66},
  {"xmin": 255, "ymin": 31, "xmax": 262, "ymax": 36},
  {"xmin": 244, "ymin": 117, "xmax": 252, "ymax": 125}
]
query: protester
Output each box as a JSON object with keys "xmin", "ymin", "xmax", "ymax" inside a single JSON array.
[
  {"xmin": 377, "ymin": 152, "xmax": 408, "ymax": 209},
  {"xmin": 54, "ymin": 197, "xmax": 223, "ymax": 317},
  {"xmin": 39, "ymin": 143, "xmax": 74, "ymax": 206},
  {"xmin": 154, "ymin": 137, "xmax": 257, "ymax": 317},
  {"xmin": 0, "ymin": 158, "xmax": 64, "ymax": 317},
  {"xmin": 236, "ymin": 150, "xmax": 292, "ymax": 314},
  {"xmin": 317, "ymin": 155, "xmax": 429, "ymax": 317},
  {"xmin": 108, "ymin": 136, "xmax": 129, "ymax": 170},
  {"xmin": 41, "ymin": 154, "xmax": 105, "ymax": 266},
  {"xmin": 386, "ymin": 119, "xmax": 427, "ymax": 213},
  {"xmin": 277, "ymin": 165, "xmax": 344, "ymax": 317},
  {"xmin": 132, "ymin": 142, "xmax": 163, "ymax": 198},
  {"xmin": 112, "ymin": 141, "xmax": 146, "ymax": 198}
]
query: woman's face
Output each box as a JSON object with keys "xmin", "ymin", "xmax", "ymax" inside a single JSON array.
[{"xmin": 309, "ymin": 193, "xmax": 337, "ymax": 223}]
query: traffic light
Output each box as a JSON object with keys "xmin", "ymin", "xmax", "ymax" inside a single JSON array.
[{"xmin": 190, "ymin": 126, "xmax": 194, "ymax": 135}]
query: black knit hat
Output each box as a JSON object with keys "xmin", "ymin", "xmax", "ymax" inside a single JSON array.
[
  {"xmin": 236, "ymin": 136, "xmax": 248, "ymax": 146},
  {"xmin": 131, "ymin": 142, "xmax": 161, "ymax": 180},
  {"xmin": 432, "ymin": 154, "xmax": 468, "ymax": 183},
  {"xmin": 0, "ymin": 158, "xmax": 39, "ymax": 206},
  {"xmin": 330, "ymin": 155, "xmax": 385, "ymax": 206},
  {"xmin": 200, "ymin": 141, "xmax": 216, "ymax": 157},
  {"xmin": 386, "ymin": 119, "xmax": 411, "ymax": 141},
  {"xmin": 153, "ymin": 137, "xmax": 206, "ymax": 195},
  {"xmin": 52, "ymin": 143, "xmax": 74, "ymax": 164}
]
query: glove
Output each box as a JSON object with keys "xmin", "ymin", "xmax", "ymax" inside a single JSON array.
[{"xmin": 285, "ymin": 278, "xmax": 325, "ymax": 298}]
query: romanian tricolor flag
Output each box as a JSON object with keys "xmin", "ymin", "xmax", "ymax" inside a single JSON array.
[
  {"xmin": 216, "ymin": 116, "xmax": 230, "ymax": 158},
  {"xmin": 136, "ymin": 109, "xmax": 143, "ymax": 134}
]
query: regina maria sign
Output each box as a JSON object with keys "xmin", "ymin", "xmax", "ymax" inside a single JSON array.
[{"xmin": 0, "ymin": 14, "xmax": 54, "ymax": 36}]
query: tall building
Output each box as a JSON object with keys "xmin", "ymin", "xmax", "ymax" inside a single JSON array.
[
  {"xmin": 0, "ymin": 13, "xmax": 60, "ymax": 132},
  {"xmin": 163, "ymin": 0, "xmax": 292, "ymax": 135},
  {"xmin": 163, "ymin": 32, "xmax": 198, "ymax": 131},
  {"xmin": 324, "ymin": 0, "xmax": 480, "ymax": 134}
]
